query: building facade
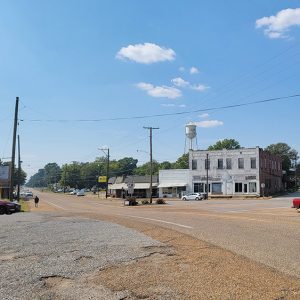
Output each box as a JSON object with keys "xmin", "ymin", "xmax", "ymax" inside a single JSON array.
[
  {"xmin": 188, "ymin": 147, "xmax": 283, "ymax": 197},
  {"xmin": 158, "ymin": 169, "xmax": 189, "ymax": 198}
]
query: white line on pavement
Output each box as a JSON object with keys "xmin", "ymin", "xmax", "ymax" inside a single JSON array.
[
  {"xmin": 117, "ymin": 214, "xmax": 193, "ymax": 229},
  {"xmin": 44, "ymin": 200, "xmax": 66, "ymax": 210}
]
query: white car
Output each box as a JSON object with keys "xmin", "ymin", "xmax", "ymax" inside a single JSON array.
[
  {"xmin": 181, "ymin": 192, "xmax": 205, "ymax": 201},
  {"xmin": 76, "ymin": 190, "xmax": 85, "ymax": 196}
]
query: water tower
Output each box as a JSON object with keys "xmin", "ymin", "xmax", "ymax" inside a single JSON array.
[{"xmin": 185, "ymin": 122, "xmax": 198, "ymax": 151}]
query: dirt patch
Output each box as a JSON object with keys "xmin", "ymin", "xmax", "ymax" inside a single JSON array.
[{"xmin": 74, "ymin": 212, "xmax": 300, "ymax": 300}]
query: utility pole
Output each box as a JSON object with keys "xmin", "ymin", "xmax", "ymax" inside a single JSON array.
[
  {"xmin": 99, "ymin": 148, "xmax": 110, "ymax": 198},
  {"xmin": 9, "ymin": 97, "xmax": 19, "ymax": 201},
  {"xmin": 206, "ymin": 153, "xmax": 209, "ymax": 199},
  {"xmin": 143, "ymin": 126, "xmax": 159, "ymax": 204},
  {"xmin": 17, "ymin": 135, "xmax": 21, "ymax": 202}
]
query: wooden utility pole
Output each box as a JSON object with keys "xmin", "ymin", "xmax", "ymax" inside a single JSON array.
[
  {"xmin": 206, "ymin": 153, "xmax": 209, "ymax": 199},
  {"xmin": 17, "ymin": 135, "xmax": 21, "ymax": 201},
  {"xmin": 143, "ymin": 126, "xmax": 159, "ymax": 204},
  {"xmin": 9, "ymin": 97, "xmax": 19, "ymax": 201},
  {"xmin": 99, "ymin": 148, "xmax": 110, "ymax": 198}
]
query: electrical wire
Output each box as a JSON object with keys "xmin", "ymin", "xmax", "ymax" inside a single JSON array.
[{"xmin": 20, "ymin": 93, "xmax": 300, "ymax": 122}]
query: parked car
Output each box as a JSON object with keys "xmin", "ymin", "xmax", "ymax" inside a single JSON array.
[
  {"xmin": 12, "ymin": 201, "xmax": 21, "ymax": 212},
  {"xmin": 0, "ymin": 201, "xmax": 17, "ymax": 214},
  {"xmin": 76, "ymin": 189, "xmax": 85, "ymax": 196},
  {"xmin": 181, "ymin": 192, "xmax": 205, "ymax": 201},
  {"xmin": 292, "ymin": 198, "xmax": 300, "ymax": 209},
  {"xmin": 69, "ymin": 189, "xmax": 78, "ymax": 195},
  {"xmin": 25, "ymin": 191, "xmax": 33, "ymax": 198}
]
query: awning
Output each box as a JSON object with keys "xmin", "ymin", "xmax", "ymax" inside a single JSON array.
[
  {"xmin": 108, "ymin": 183, "xmax": 127, "ymax": 190},
  {"xmin": 158, "ymin": 182, "xmax": 187, "ymax": 188},
  {"xmin": 109, "ymin": 183, "xmax": 158, "ymax": 190}
]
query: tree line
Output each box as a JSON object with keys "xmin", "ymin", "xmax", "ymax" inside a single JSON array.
[{"xmin": 26, "ymin": 139, "xmax": 298, "ymax": 189}]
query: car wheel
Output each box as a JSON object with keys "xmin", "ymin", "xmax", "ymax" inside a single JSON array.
[
  {"xmin": 182, "ymin": 197, "xmax": 186, "ymax": 201},
  {"xmin": 195, "ymin": 197, "xmax": 200, "ymax": 201},
  {"xmin": 5, "ymin": 209, "xmax": 12, "ymax": 215},
  {"xmin": 0, "ymin": 206, "xmax": 5, "ymax": 215}
]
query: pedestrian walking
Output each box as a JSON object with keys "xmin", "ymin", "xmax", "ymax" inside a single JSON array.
[{"xmin": 34, "ymin": 196, "xmax": 39, "ymax": 208}]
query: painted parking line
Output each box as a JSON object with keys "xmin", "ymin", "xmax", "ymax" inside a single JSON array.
[{"xmin": 117, "ymin": 214, "xmax": 193, "ymax": 229}]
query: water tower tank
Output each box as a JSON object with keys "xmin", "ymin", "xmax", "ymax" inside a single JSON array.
[
  {"xmin": 185, "ymin": 123, "xmax": 197, "ymax": 150},
  {"xmin": 185, "ymin": 123, "xmax": 197, "ymax": 139}
]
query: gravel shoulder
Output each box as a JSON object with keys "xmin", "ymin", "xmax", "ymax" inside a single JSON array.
[{"xmin": 3, "ymin": 195, "xmax": 299, "ymax": 299}]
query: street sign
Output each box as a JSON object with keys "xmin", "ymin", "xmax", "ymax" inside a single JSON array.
[
  {"xmin": 98, "ymin": 176, "xmax": 107, "ymax": 183},
  {"xmin": 127, "ymin": 182, "xmax": 135, "ymax": 195}
]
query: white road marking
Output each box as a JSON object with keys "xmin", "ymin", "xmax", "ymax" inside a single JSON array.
[
  {"xmin": 117, "ymin": 214, "xmax": 193, "ymax": 229},
  {"xmin": 44, "ymin": 200, "xmax": 66, "ymax": 210}
]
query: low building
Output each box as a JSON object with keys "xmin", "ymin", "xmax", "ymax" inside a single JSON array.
[
  {"xmin": 108, "ymin": 175, "xmax": 158, "ymax": 198},
  {"xmin": 158, "ymin": 169, "xmax": 189, "ymax": 198},
  {"xmin": 0, "ymin": 165, "xmax": 10, "ymax": 199},
  {"xmin": 188, "ymin": 147, "xmax": 283, "ymax": 197}
]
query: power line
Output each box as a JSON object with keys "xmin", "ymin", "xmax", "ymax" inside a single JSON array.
[{"xmin": 20, "ymin": 93, "xmax": 300, "ymax": 123}]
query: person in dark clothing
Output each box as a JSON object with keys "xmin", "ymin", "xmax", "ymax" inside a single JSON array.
[{"xmin": 34, "ymin": 196, "xmax": 39, "ymax": 208}]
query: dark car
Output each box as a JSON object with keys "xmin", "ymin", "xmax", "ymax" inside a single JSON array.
[{"xmin": 0, "ymin": 201, "xmax": 17, "ymax": 214}]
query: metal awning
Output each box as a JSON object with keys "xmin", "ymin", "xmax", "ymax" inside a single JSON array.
[
  {"xmin": 108, "ymin": 183, "xmax": 127, "ymax": 190},
  {"xmin": 158, "ymin": 182, "xmax": 187, "ymax": 188},
  {"xmin": 109, "ymin": 182, "xmax": 158, "ymax": 190}
]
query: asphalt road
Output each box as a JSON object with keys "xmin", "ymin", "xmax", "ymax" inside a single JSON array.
[{"xmin": 31, "ymin": 190, "xmax": 300, "ymax": 279}]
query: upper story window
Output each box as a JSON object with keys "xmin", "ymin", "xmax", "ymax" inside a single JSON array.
[
  {"xmin": 226, "ymin": 158, "xmax": 232, "ymax": 169},
  {"xmin": 192, "ymin": 159, "xmax": 197, "ymax": 170},
  {"xmin": 238, "ymin": 158, "xmax": 244, "ymax": 169},
  {"xmin": 217, "ymin": 159, "xmax": 223, "ymax": 169},
  {"xmin": 250, "ymin": 157, "xmax": 256, "ymax": 169},
  {"xmin": 205, "ymin": 158, "xmax": 210, "ymax": 170}
]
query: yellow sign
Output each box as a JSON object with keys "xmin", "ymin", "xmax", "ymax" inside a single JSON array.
[{"xmin": 98, "ymin": 176, "xmax": 107, "ymax": 183}]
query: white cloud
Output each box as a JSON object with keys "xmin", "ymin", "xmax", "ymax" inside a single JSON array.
[
  {"xmin": 179, "ymin": 66, "xmax": 185, "ymax": 72},
  {"xmin": 256, "ymin": 8, "xmax": 300, "ymax": 39},
  {"xmin": 171, "ymin": 77, "xmax": 190, "ymax": 87},
  {"xmin": 136, "ymin": 82, "xmax": 182, "ymax": 99},
  {"xmin": 190, "ymin": 84, "xmax": 210, "ymax": 91},
  {"xmin": 161, "ymin": 103, "xmax": 176, "ymax": 107},
  {"xmin": 192, "ymin": 120, "xmax": 223, "ymax": 128},
  {"xmin": 199, "ymin": 113, "xmax": 209, "ymax": 118},
  {"xmin": 116, "ymin": 43, "xmax": 176, "ymax": 64},
  {"xmin": 190, "ymin": 67, "xmax": 199, "ymax": 74},
  {"xmin": 179, "ymin": 104, "xmax": 186, "ymax": 108}
]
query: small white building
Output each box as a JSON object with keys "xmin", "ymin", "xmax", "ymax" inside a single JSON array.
[{"xmin": 158, "ymin": 169, "xmax": 189, "ymax": 198}]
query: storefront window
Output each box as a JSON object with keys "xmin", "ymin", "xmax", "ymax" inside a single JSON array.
[{"xmin": 249, "ymin": 182, "xmax": 257, "ymax": 193}]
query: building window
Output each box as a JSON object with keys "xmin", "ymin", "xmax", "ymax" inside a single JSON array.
[
  {"xmin": 244, "ymin": 184, "xmax": 247, "ymax": 193},
  {"xmin": 192, "ymin": 159, "xmax": 197, "ymax": 170},
  {"xmin": 238, "ymin": 158, "xmax": 244, "ymax": 169},
  {"xmin": 194, "ymin": 183, "xmax": 204, "ymax": 193},
  {"xmin": 226, "ymin": 158, "xmax": 232, "ymax": 169},
  {"xmin": 251, "ymin": 158, "xmax": 256, "ymax": 169},
  {"xmin": 205, "ymin": 159, "xmax": 210, "ymax": 170},
  {"xmin": 249, "ymin": 182, "xmax": 257, "ymax": 193},
  {"xmin": 212, "ymin": 183, "xmax": 222, "ymax": 194},
  {"xmin": 235, "ymin": 182, "xmax": 243, "ymax": 193},
  {"xmin": 217, "ymin": 159, "xmax": 223, "ymax": 169}
]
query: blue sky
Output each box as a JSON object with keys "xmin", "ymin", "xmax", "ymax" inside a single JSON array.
[{"xmin": 0, "ymin": 1, "xmax": 300, "ymax": 178}]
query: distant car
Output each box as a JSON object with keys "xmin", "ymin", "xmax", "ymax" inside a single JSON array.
[
  {"xmin": 76, "ymin": 190, "xmax": 85, "ymax": 196},
  {"xmin": 181, "ymin": 192, "xmax": 205, "ymax": 201},
  {"xmin": 0, "ymin": 201, "xmax": 17, "ymax": 214},
  {"xmin": 25, "ymin": 191, "xmax": 33, "ymax": 197},
  {"xmin": 69, "ymin": 189, "xmax": 78, "ymax": 195}
]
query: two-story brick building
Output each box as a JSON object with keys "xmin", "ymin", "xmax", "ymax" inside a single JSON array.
[{"xmin": 188, "ymin": 147, "xmax": 283, "ymax": 196}]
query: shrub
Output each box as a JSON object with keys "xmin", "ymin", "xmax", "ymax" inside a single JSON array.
[
  {"xmin": 141, "ymin": 199, "xmax": 150, "ymax": 205},
  {"xmin": 156, "ymin": 198, "xmax": 166, "ymax": 205}
]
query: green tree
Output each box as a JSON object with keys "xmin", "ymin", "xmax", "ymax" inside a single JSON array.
[
  {"xmin": 14, "ymin": 168, "xmax": 27, "ymax": 186},
  {"xmin": 26, "ymin": 168, "xmax": 46, "ymax": 187},
  {"xmin": 134, "ymin": 160, "xmax": 160, "ymax": 175},
  {"xmin": 265, "ymin": 143, "xmax": 298, "ymax": 173},
  {"xmin": 208, "ymin": 139, "xmax": 241, "ymax": 150},
  {"xmin": 172, "ymin": 153, "xmax": 189, "ymax": 169},
  {"xmin": 44, "ymin": 163, "xmax": 61, "ymax": 185},
  {"xmin": 116, "ymin": 157, "xmax": 138, "ymax": 176},
  {"xmin": 159, "ymin": 161, "xmax": 172, "ymax": 170}
]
